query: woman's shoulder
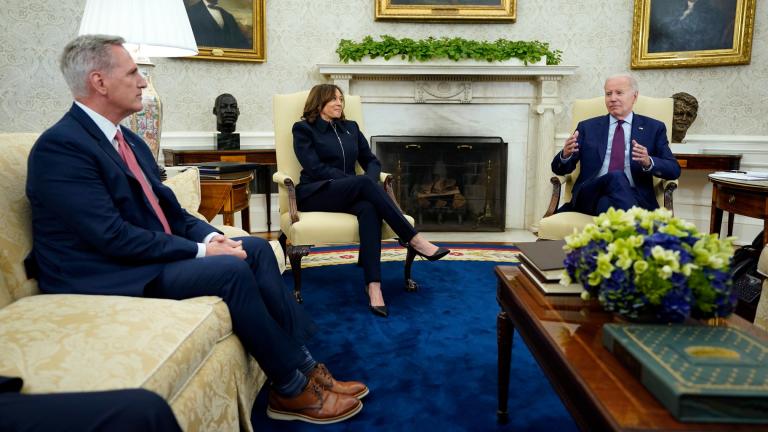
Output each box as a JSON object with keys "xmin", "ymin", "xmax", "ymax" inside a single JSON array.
[{"xmin": 292, "ymin": 119, "xmax": 313, "ymax": 132}]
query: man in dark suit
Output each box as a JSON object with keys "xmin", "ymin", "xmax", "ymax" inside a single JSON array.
[
  {"xmin": 26, "ymin": 34, "xmax": 365, "ymax": 424},
  {"xmin": 551, "ymin": 74, "xmax": 681, "ymax": 216},
  {"xmin": 186, "ymin": 0, "xmax": 250, "ymax": 49},
  {"xmin": 0, "ymin": 376, "xmax": 182, "ymax": 432}
]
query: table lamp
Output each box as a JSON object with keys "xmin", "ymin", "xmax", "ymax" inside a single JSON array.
[{"xmin": 78, "ymin": 0, "xmax": 198, "ymax": 161}]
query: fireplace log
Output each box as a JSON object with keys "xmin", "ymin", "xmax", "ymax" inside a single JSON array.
[{"xmin": 452, "ymin": 193, "xmax": 466, "ymax": 209}]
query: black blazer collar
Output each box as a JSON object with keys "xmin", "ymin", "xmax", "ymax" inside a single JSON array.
[{"xmin": 314, "ymin": 116, "xmax": 349, "ymax": 134}]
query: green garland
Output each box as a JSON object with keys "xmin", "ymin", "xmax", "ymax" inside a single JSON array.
[{"xmin": 336, "ymin": 35, "xmax": 562, "ymax": 65}]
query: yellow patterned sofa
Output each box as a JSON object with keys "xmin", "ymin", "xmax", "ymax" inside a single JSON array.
[{"xmin": 0, "ymin": 133, "xmax": 282, "ymax": 431}]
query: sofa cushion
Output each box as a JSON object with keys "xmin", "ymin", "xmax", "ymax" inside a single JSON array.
[
  {"xmin": 163, "ymin": 167, "xmax": 207, "ymax": 221},
  {"xmin": 0, "ymin": 294, "xmax": 232, "ymax": 400}
]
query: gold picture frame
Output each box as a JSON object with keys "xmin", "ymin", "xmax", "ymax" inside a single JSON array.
[
  {"xmin": 631, "ymin": 0, "xmax": 755, "ymax": 69},
  {"xmin": 374, "ymin": 0, "xmax": 516, "ymax": 22},
  {"xmin": 185, "ymin": 0, "xmax": 266, "ymax": 62}
]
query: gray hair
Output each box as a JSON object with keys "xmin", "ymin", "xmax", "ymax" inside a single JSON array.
[
  {"xmin": 59, "ymin": 34, "xmax": 125, "ymax": 98},
  {"xmin": 606, "ymin": 73, "xmax": 639, "ymax": 93}
]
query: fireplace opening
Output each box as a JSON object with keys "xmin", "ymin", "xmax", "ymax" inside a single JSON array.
[{"xmin": 372, "ymin": 136, "xmax": 507, "ymax": 232}]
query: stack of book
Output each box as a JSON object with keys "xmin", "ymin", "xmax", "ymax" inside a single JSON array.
[
  {"xmin": 190, "ymin": 161, "xmax": 259, "ymax": 179},
  {"xmin": 515, "ymin": 240, "xmax": 582, "ymax": 295}
]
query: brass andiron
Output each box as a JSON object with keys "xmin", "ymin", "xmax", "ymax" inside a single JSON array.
[{"xmin": 476, "ymin": 159, "xmax": 497, "ymax": 227}]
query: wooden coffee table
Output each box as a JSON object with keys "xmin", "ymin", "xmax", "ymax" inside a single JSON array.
[{"xmin": 495, "ymin": 265, "xmax": 768, "ymax": 431}]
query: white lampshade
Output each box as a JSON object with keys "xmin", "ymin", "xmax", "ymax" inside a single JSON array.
[{"xmin": 78, "ymin": 0, "xmax": 198, "ymax": 58}]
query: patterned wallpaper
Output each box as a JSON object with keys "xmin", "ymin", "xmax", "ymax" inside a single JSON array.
[{"xmin": 1, "ymin": 0, "xmax": 766, "ymax": 136}]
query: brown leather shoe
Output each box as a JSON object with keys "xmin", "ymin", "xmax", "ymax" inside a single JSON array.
[
  {"xmin": 267, "ymin": 377, "xmax": 362, "ymax": 424},
  {"xmin": 309, "ymin": 363, "xmax": 369, "ymax": 399}
]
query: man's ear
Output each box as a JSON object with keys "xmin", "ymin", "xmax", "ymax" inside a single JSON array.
[{"xmin": 89, "ymin": 71, "xmax": 108, "ymax": 96}]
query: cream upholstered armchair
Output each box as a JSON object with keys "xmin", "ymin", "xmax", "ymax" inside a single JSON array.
[
  {"xmin": 537, "ymin": 95, "xmax": 678, "ymax": 240},
  {"xmin": 272, "ymin": 90, "xmax": 419, "ymax": 303}
]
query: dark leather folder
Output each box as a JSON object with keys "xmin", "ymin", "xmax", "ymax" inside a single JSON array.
[{"xmin": 515, "ymin": 240, "xmax": 567, "ymax": 272}]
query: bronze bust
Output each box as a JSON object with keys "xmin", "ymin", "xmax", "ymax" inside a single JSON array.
[
  {"xmin": 671, "ymin": 92, "xmax": 699, "ymax": 143},
  {"xmin": 213, "ymin": 93, "xmax": 240, "ymax": 150},
  {"xmin": 213, "ymin": 93, "xmax": 240, "ymax": 134}
]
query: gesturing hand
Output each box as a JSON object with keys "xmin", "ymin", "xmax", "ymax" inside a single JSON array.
[
  {"xmin": 562, "ymin": 130, "xmax": 579, "ymax": 158},
  {"xmin": 631, "ymin": 139, "xmax": 652, "ymax": 169}
]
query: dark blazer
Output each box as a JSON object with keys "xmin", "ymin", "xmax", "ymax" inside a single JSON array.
[
  {"xmin": 26, "ymin": 104, "xmax": 218, "ymax": 296},
  {"xmin": 551, "ymin": 113, "xmax": 681, "ymax": 210},
  {"xmin": 292, "ymin": 118, "xmax": 381, "ymax": 201},
  {"xmin": 186, "ymin": 0, "xmax": 249, "ymax": 49}
]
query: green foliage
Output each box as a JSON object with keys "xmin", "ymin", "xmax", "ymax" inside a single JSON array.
[{"xmin": 336, "ymin": 35, "xmax": 562, "ymax": 65}]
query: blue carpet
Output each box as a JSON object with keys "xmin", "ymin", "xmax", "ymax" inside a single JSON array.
[{"xmin": 251, "ymin": 252, "xmax": 578, "ymax": 431}]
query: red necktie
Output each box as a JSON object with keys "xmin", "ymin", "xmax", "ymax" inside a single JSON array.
[
  {"xmin": 115, "ymin": 130, "xmax": 172, "ymax": 234},
  {"xmin": 608, "ymin": 120, "xmax": 625, "ymax": 172}
]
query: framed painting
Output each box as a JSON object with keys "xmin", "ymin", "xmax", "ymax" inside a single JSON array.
[
  {"xmin": 184, "ymin": 0, "xmax": 266, "ymax": 62},
  {"xmin": 631, "ymin": 0, "xmax": 756, "ymax": 69},
  {"xmin": 374, "ymin": 0, "xmax": 516, "ymax": 22}
]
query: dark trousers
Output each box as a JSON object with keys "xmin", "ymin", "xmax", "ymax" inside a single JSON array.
[
  {"xmin": 0, "ymin": 388, "xmax": 181, "ymax": 432},
  {"xmin": 570, "ymin": 171, "xmax": 651, "ymax": 216},
  {"xmin": 298, "ymin": 176, "xmax": 418, "ymax": 284},
  {"xmin": 146, "ymin": 237, "xmax": 316, "ymax": 382}
]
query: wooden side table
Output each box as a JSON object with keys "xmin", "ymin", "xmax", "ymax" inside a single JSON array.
[
  {"xmin": 675, "ymin": 153, "xmax": 742, "ymax": 234},
  {"xmin": 708, "ymin": 176, "xmax": 768, "ymax": 245},
  {"xmin": 198, "ymin": 173, "xmax": 253, "ymax": 233},
  {"xmin": 674, "ymin": 153, "xmax": 741, "ymax": 171},
  {"xmin": 163, "ymin": 149, "xmax": 276, "ymax": 231}
]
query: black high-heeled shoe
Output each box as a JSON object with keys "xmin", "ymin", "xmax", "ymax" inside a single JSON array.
[
  {"xmin": 413, "ymin": 246, "xmax": 450, "ymax": 261},
  {"xmin": 365, "ymin": 286, "xmax": 388, "ymax": 318}
]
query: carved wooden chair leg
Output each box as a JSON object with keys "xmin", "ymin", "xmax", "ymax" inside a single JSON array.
[
  {"xmin": 404, "ymin": 244, "xmax": 419, "ymax": 292},
  {"xmin": 287, "ymin": 244, "xmax": 311, "ymax": 303}
]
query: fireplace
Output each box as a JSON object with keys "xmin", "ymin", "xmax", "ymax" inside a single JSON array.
[{"xmin": 372, "ymin": 136, "xmax": 507, "ymax": 231}]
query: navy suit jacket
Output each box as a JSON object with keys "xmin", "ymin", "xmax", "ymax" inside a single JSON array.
[
  {"xmin": 551, "ymin": 113, "xmax": 681, "ymax": 210},
  {"xmin": 292, "ymin": 118, "xmax": 381, "ymax": 201},
  {"xmin": 26, "ymin": 104, "xmax": 218, "ymax": 296}
]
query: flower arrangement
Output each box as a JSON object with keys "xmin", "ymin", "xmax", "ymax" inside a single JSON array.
[{"xmin": 562, "ymin": 207, "xmax": 736, "ymax": 323}]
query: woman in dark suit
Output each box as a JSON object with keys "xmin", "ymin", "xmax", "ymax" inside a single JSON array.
[{"xmin": 292, "ymin": 84, "xmax": 449, "ymax": 317}]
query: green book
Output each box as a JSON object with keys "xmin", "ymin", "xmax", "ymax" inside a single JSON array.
[{"xmin": 602, "ymin": 324, "xmax": 768, "ymax": 424}]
